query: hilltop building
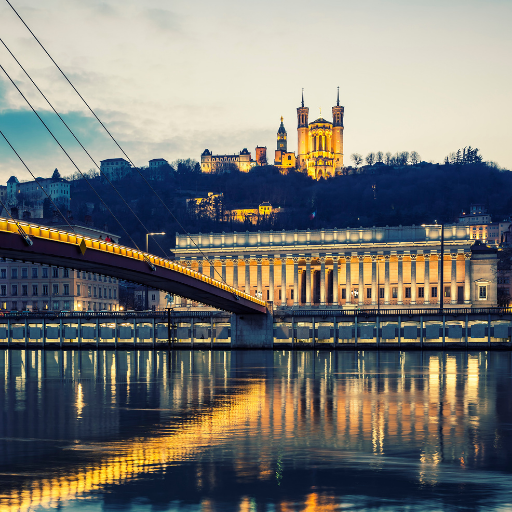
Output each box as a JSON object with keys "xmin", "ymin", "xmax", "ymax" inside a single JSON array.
[
  {"xmin": 200, "ymin": 148, "xmax": 255, "ymax": 173},
  {"xmin": 273, "ymin": 89, "xmax": 344, "ymax": 179},
  {"xmin": 100, "ymin": 158, "xmax": 131, "ymax": 181},
  {"xmin": 1, "ymin": 171, "xmax": 70, "ymax": 219}
]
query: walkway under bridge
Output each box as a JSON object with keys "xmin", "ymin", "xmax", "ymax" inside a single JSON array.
[{"xmin": 0, "ymin": 308, "xmax": 510, "ymax": 349}]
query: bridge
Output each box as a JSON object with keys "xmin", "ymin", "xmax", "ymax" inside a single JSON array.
[{"xmin": 0, "ymin": 217, "xmax": 267, "ymax": 315}]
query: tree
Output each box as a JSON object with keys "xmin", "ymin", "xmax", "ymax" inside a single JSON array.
[
  {"xmin": 376, "ymin": 151, "xmax": 383, "ymax": 163},
  {"xmin": 52, "ymin": 168, "xmax": 61, "ymax": 179},
  {"xmin": 410, "ymin": 151, "xmax": 420, "ymax": 165},
  {"xmin": 351, "ymin": 153, "xmax": 363, "ymax": 169},
  {"xmin": 385, "ymin": 152, "xmax": 392, "ymax": 165},
  {"xmin": 365, "ymin": 152, "xmax": 375, "ymax": 166}
]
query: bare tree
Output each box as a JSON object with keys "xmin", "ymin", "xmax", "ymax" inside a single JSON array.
[
  {"xmin": 410, "ymin": 151, "xmax": 420, "ymax": 165},
  {"xmin": 376, "ymin": 151, "xmax": 383, "ymax": 163},
  {"xmin": 351, "ymin": 153, "xmax": 363, "ymax": 169},
  {"xmin": 385, "ymin": 152, "xmax": 392, "ymax": 165},
  {"xmin": 365, "ymin": 152, "xmax": 375, "ymax": 166}
]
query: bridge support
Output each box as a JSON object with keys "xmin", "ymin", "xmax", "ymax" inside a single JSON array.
[{"xmin": 231, "ymin": 311, "xmax": 273, "ymax": 348}]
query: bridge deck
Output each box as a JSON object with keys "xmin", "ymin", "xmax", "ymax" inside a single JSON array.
[{"xmin": 0, "ymin": 218, "xmax": 266, "ymax": 314}]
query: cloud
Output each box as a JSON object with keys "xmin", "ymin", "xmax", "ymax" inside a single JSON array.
[{"xmin": 143, "ymin": 8, "xmax": 182, "ymax": 34}]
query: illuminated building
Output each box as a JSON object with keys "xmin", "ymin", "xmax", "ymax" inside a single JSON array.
[
  {"xmin": 200, "ymin": 148, "xmax": 255, "ymax": 173},
  {"xmin": 273, "ymin": 117, "xmax": 296, "ymax": 170},
  {"xmin": 174, "ymin": 224, "xmax": 498, "ymax": 308}
]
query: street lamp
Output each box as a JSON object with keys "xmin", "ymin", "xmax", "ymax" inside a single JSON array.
[{"xmin": 145, "ymin": 232, "xmax": 166, "ymax": 310}]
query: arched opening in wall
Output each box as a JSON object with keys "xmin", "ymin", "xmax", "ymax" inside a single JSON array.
[{"xmin": 313, "ymin": 270, "xmax": 320, "ymax": 304}]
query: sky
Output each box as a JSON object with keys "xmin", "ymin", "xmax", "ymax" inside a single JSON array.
[{"xmin": 0, "ymin": 0, "xmax": 511, "ymax": 183}]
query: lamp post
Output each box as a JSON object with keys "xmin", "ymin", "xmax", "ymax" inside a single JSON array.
[{"xmin": 145, "ymin": 232, "xmax": 165, "ymax": 310}]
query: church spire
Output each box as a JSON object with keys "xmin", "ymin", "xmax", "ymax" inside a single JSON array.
[
  {"xmin": 336, "ymin": 86, "xmax": 339, "ymax": 106},
  {"xmin": 301, "ymin": 88, "xmax": 304, "ymax": 108}
]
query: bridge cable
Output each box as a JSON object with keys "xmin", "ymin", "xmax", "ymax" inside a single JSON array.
[
  {"xmin": 0, "ymin": 195, "xmax": 33, "ymax": 245},
  {"xmin": 0, "ymin": 63, "xmax": 157, "ymax": 266},
  {"xmin": 3, "ymin": 0, "xmax": 229, "ymax": 286},
  {"xmin": 0, "ymin": 36, "xmax": 170, "ymax": 261},
  {"xmin": 0, "ymin": 128, "xmax": 77, "ymax": 235}
]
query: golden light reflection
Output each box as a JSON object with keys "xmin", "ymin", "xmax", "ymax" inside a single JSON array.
[
  {"xmin": 75, "ymin": 382, "xmax": 84, "ymax": 419},
  {"xmin": 0, "ymin": 381, "xmax": 266, "ymax": 512}
]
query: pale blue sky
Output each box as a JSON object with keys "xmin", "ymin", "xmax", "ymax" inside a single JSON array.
[{"xmin": 0, "ymin": 0, "xmax": 511, "ymax": 182}]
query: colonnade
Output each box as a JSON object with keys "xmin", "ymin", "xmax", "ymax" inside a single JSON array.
[{"xmin": 177, "ymin": 251, "xmax": 472, "ymax": 308}]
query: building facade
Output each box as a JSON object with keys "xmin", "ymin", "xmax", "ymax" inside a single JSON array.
[
  {"xmin": 200, "ymin": 148, "xmax": 255, "ymax": 173},
  {"xmin": 2, "ymin": 172, "xmax": 70, "ymax": 219},
  {"xmin": 100, "ymin": 158, "xmax": 131, "ymax": 181},
  {"xmin": 0, "ymin": 259, "xmax": 120, "ymax": 312},
  {"xmin": 174, "ymin": 225, "xmax": 497, "ymax": 309}
]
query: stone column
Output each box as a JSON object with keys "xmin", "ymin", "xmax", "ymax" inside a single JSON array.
[
  {"xmin": 346, "ymin": 256, "xmax": 351, "ymax": 304},
  {"xmin": 332, "ymin": 255, "xmax": 339, "ymax": 306},
  {"xmin": 438, "ymin": 253, "xmax": 444, "ymax": 305},
  {"xmin": 232, "ymin": 257, "xmax": 239, "ymax": 289},
  {"xmin": 221, "ymin": 257, "xmax": 227, "ymax": 283},
  {"xmin": 210, "ymin": 257, "xmax": 216, "ymax": 279},
  {"xmin": 371, "ymin": 256, "xmax": 377, "ymax": 306},
  {"xmin": 358, "ymin": 255, "xmax": 364, "ymax": 306},
  {"xmin": 397, "ymin": 254, "xmax": 403, "ymax": 305},
  {"xmin": 384, "ymin": 255, "xmax": 390, "ymax": 305},
  {"xmin": 256, "ymin": 257, "xmax": 262, "ymax": 298},
  {"xmin": 464, "ymin": 252, "xmax": 471, "ymax": 304},
  {"xmin": 244, "ymin": 258, "xmax": 251, "ymax": 294},
  {"xmin": 410, "ymin": 253, "xmax": 417, "ymax": 305},
  {"xmin": 320, "ymin": 257, "xmax": 326, "ymax": 306},
  {"xmin": 269, "ymin": 257, "xmax": 275, "ymax": 303},
  {"xmin": 198, "ymin": 259, "xmax": 203, "ymax": 275},
  {"xmin": 281, "ymin": 255, "xmax": 287, "ymax": 306},
  {"xmin": 424, "ymin": 254, "xmax": 430, "ymax": 304},
  {"xmin": 305, "ymin": 257, "xmax": 312, "ymax": 306},
  {"xmin": 293, "ymin": 257, "xmax": 299, "ymax": 306},
  {"xmin": 451, "ymin": 253, "xmax": 457, "ymax": 304}
]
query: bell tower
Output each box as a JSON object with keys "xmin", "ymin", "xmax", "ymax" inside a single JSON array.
[
  {"xmin": 277, "ymin": 116, "xmax": 287, "ymax": 152},
  {"xmin": 332, "ymin": 86, "xmax": 344, "ymax": 170},
  {"xmin": 297, "ymin": 89, "xmax": 309, "ymax": 169}
]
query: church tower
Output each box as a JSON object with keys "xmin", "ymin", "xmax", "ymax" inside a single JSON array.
[
  {"xmin": 297, "ymin": 89, "xmax": 309, "ymax": 168},
  {"xmin": 277, "ymin": 116, "xmax": 287, "ymax": 152},
  {"xmin": 332, "ymin": 86, "xmax": 344, "ymax": 170}
]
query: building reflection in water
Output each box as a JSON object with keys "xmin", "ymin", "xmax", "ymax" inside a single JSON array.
[{"xmin": 0, "ymin": 349, "xmax": 511, "ymax": 511}]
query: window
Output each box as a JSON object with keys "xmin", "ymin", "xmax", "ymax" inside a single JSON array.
[
  {"xmin": 88, "ymin": 286, "xmax": 91, "ymax": 297},
  {"xmin": 392, "ymin": 287, "xmax": 398, "ymax": 298},
  {"xmin": 32, "ymin": 267, "xmax": 38, "ymax": 278},
  {"xmin": 341, "ymin": 288, "xmax": 346, "ymax": 300},
  {"xmin": 42, "ymin": 267, "xmax": 49, "ymax": 278},
  {"xmin": 152, "ymin": 293, "xmax": 156, "ymax": 301},
  {"xmin": 93, "ymin": 274, "xmax": 97, "ymax": 281},
  {"xmin": 99, "ymin": 288, "xmax": 102, "ymax": 298},
  {"xmin": 77, "ymin": 284, "xmax": 81, "ymax": 296},
  {"xmin": 11, "ymin": 285, "xmax": 17, "ymax": 296},
  {"xmin": 52, "ymin": 267, "xmax": 59, "ymax": 278},
  {"xmin": 104, "ymin": 287, "xmax": 107, "ymax": 298},
  {"xmin": 479, "ymin": 285, "xmax": 487, "ymax": 299},
  {"xmin": 11, "ymin": 301, "xmax": 17, "ymax": 310},
  {"xmin": 53, "ymin": 301, "xmax": 59, "ymax": 310},
  {"xmin": 431, "ymin": 287, "xmax": 438, "ymax": 298},
  {"xmin": 32, "ymin": 285, "xmax": 38, "ymax": 296},
  {"xmin": 418, "ymin": 287, "xmax": 424, "ymax": 298},
  {"xmin": 0, "ymin": 285, "xmax": 6, "ymax": 296},
  {"xmin": 11, "ymin": 268, "xmax": 17, "ymax": 279},
  {"xmin": 63, "ymin": 268, "xmax": 69, "ymax": 278},
  {"xmin": 109, "ymin": 277, "xmax": 112, "ymax": 283},
  {"xmin": 93, "ymin": 287, "xmax": 97, "ymax": 298},
  {"xmin": 63, "ymin": 284, "xmax": 69, "ymax": 296},
  {"xmin": 53, "ymin": 284, "xmax": 59, "ymax": 295},
  {"xmin": 405, "ymin": 287, "xmax": 411, "ymax": 298},
  {"xmin": 22, "ymin": 285, "xmax": 28, "ymax": 296},
  {"xmin": 98, "ymin": 275, "xmax": 102, "ymax": 282},
  {"xmin": 76, "ymin": 270, "xmax": 80, "ymax": 278},
  {"xmin": 109, "ymin": 288, "xmax": 112, "ymax": 299},
  {"xmin": 444, "ymin": 286, "xmax": 451, "ymax": 297},
  {"xmin": 0, "ymin": 269, "xmax": 5, "ymax": 279},
  {"xmin": 113, "ymin": 289, "xmax": 117, "ymax": 299},
  {"xmin": 366, "ymin": 288, "xmax": 372, "ymax": 299},
  {"xmin": 82, "ymin": 271, "xmax": 86, "ymax": 279},
  {"xmin": 291, "ymin": 289, "xmax": 294, "ymax": 300},
  {"xmin": 379, "ymin": 288, "xmax": 385, "ymax": 299},
  {"xmin": 88, "ymin": 273, "xmax": 91, "ymax": 280},
  {"xmin": 63, "ymin": 301, "xmax": 70, "ymax": 310},
  {"xmin": 279, "ymin": 289, "xmax": 282, "ymax": 300},
  {"xmin": 21, "ymin": 268, "xmax": 28, "ymax": 278},
  {"xmin": 42, "ymin": 285, "xmax": 49, "ymax": 296}
]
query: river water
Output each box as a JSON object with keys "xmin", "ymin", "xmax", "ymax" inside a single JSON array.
[{"xmin": 0, "ymin": 349, "xmax": 511, "ymax": 512}]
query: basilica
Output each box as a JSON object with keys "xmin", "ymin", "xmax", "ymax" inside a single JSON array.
[{"xmin": 274, "ymin": 89, "xmax": 344, "ymax": 179}]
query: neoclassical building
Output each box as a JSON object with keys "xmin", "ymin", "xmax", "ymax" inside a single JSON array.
[{"xmin": 173, "ymin": 225, "xmax": 497, "ymax": 309}]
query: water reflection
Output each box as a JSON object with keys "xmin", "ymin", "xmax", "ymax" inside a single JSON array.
[{"xmin": 0, "ymin": 350, "xmax": 511, "ymax": 511}]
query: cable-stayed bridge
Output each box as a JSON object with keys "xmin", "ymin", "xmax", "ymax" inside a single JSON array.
[{"xmin": 0, "ymin": 218, "xmax": 267, "ymax": 315}]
